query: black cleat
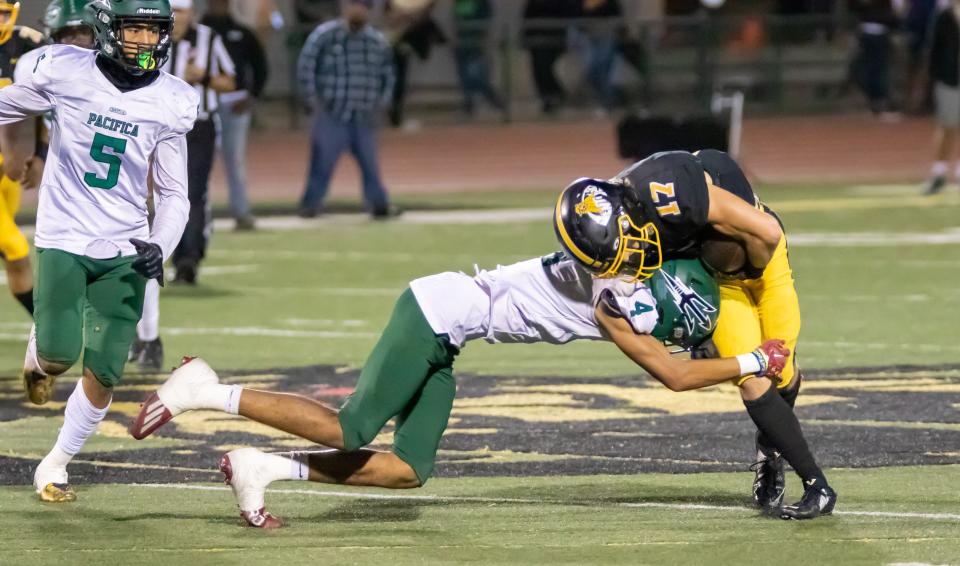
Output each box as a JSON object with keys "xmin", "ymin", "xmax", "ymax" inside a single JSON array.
[
  {"xmin": 173, "ymin": 262, "xmax": 197, "ymax": 285},
  {"xmin": 923, "ymin": 176, "xmax": 947, "ymax": 196},
  {"xmin": 750, "ymin": 436, "xmax": 786, "ymax": 510},
  {"xmin": 779, "ymin": 481, "xmax": 837, "ymax": 520},
  {"xmin": 128, "ymin": 338, "xmax": 147, "ymax": 363},
  {"xmin": 138, "ymin": 338, "xmax": 164, "ymax": 372}
]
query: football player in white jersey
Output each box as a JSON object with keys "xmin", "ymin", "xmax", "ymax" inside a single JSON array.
[
  {"xmin": 0, "ymin": 0, "xmax": 198, "ymax": 502},
  {"xmin": 130, "ymin": 256, "xmax": 789, "ymax": 528}
]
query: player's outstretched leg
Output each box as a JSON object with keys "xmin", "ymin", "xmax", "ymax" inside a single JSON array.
[
  {"xmin": 219, "ymin": 447, "xmax": 419, "ymax": 528},
  {"xmin": 130, "ymin": 357, "xmax": 347, "ymax": 448}
]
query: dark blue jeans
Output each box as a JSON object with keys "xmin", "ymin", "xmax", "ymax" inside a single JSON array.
[
  {"xmin": 300, "ymin": 112, "xmax": 389, "ymax": 213},
  {"xmin": 851, "ymin": 32, "xmax": 891, "ymax": 111},
  {"xmin": 454, "ymin": 47, "xmax": 504, "ymax": 114}
]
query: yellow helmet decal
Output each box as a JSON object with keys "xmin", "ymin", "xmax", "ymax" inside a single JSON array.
[{"xmin": 575, "ymin": 194, "xmax": 603, "ymax": 216}]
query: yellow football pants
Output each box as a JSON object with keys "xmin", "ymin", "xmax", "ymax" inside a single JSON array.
[
  {"xmin": 712, "ymin": 235, "xmax": 801, "ymax": 388},
  {"xmin": 0, "ymin": 157, "xmax": 28, "ymax": 261}
]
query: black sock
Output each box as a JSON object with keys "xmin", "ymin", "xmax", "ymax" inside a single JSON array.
[
  {"xmin": 744, "ymin": 382, "xmax": 826, "ymax": 488},
  {"xmin": 757, "ymin": 372, "xmax": 803, "ymax": 449},
  {"xmin": 14, "ymin": 290, "xmax": 33, "ymax": 317}
]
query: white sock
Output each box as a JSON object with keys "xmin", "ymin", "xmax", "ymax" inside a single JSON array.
[
  {"xmin": 196, "ymin": 384, "xmax": 243, "ymax": 414},
  {"xmin": 23, "ymin": 324, "xmax": 47, "ymax": 376},
  {"xmin": 931, "ymin": 161, "xmax": 948, "ymax": 178},
  {"xmin": 261, "ymin": 451, "xmax": 310, "ymax": 482},
  {"xmin": 137, "ymin": 280, "xmax": 161, "ymax": 342},
  {"xmin": 43, "ymin": 379, "xmax": 110, "ymax": 466}
]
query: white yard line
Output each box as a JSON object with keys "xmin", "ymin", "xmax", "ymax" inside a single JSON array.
[
  {"xmin": 0, "ymin": 327, "xmax": 377, "ymax": 342},
  {"xmin": 134, "ymin": 483, "xmax": 960, "ymax": 521}
]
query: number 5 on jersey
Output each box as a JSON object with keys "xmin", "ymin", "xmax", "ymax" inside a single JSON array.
[
  {"xmin": 84, "ymin": 132, "xmax": 127, "ymax": 190},
  {"xmin": 649, "ymin": 182, "xmax": 680, "ymax": 217}
]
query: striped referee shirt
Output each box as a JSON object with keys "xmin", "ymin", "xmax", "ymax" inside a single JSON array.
[
  {"xmin": 297, "ymin": 20, "xmax": 395, "ymax": 123},
  {"xmin": 162, "ymin": 23, "xmax": 236, "ymax": 121}
]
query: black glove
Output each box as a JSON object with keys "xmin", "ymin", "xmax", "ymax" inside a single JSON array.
[{"xmin": 129, "ymin": 238, "xmax": 164, "ymax": 286}]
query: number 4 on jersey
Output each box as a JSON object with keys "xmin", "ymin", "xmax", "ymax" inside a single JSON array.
[
  {"xmin": 84, "ymin": 132, "xmax": 127, "ymax": 190},
  {"xmin": 630, "ymin": 301, "xmax": 653, "ymax": 317}
]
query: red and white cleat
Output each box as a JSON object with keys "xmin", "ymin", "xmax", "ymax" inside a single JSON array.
[
  {"xmin": 129, "ymin": 357, "xmax": 219, "ymax": 439},
  {"xmin": 220, "ymin": 448, "xmax": 284, "ymax": 529}
]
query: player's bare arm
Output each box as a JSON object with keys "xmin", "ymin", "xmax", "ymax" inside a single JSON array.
[
  {"xmin": 705, "ymin": 182, "xmax": 782, "ymax": 270},
  {"xmin": 595, "ymin": 304, "xmax": 788, "ymax": 392}
]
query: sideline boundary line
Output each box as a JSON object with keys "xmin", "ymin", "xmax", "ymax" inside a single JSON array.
[{"xmin": 133, "ymin": 483, "xmax": 960, "ymax": 522}]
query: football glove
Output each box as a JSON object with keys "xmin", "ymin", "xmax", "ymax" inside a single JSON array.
[
  {"xmin": 130, "ymin": 238, "xmax": 165, "ymax": 286},
  {"xmin": 755, "ymin": 339, "xmax": 789, "ymax": 380}
]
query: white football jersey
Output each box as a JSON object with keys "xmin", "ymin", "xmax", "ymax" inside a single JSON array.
[
  {"xmin": 0, "ymin": 45, "xmax": 198, "ymax": 259},
  {"xmin": 409, "ymin": 253, "xmax": 658, "ymax": 348}
]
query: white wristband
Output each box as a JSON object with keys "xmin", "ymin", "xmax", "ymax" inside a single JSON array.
[{"xmin": 736, "ymin": 352, "xmax": 763, "ymax": 377}]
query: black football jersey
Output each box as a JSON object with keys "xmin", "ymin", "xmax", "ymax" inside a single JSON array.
[
  {"xmin": 0, "ymin": 27, "xmax": 46, "ymax": 88},
  {"xmin": 614, "ymin": 151, "xmax": 710, "ymax": 260}
]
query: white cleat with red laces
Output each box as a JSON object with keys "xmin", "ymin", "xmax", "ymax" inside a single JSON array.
[
  {"xmin": 220, "ymin": 448, "xmax": 284, "ymax": 529},
  {"xmin": 129, "ymin": 357, "xmax": 219, "ymax": 439}
]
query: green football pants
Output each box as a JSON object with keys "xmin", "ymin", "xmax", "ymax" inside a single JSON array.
[
  {"xmin": 338, "ymin": 288, "xmax": 458, "ymax": 485},
  {"xmin": 34, "ymin": 248, "xmax": 146, "ymax": 387}
]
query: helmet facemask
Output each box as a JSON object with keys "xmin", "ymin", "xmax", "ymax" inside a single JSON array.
[
  {"xmin": 118, "ymin": 18, "xmax": 170, "ymax": 72},
  {"xmin": 0, "ymin": 1, "xmax": 20, "ymax": 45},
  {"xmin": 599, "ymin": 214, "xmax": 662, "ymax": 282},
  {"xmin": 93, "ymin": 6, "xmax": 172, "ymax": 75}
]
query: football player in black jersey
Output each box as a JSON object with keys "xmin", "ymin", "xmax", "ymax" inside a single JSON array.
[
  {"xmin": 0, "ymin": 0, "xmax": 44, "ymax": 318},
  {"xmin": 553, "ymin": 150, "xmax": 836, "ymax": 520}
]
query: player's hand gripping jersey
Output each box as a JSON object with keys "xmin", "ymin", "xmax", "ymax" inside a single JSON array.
[{"xmin": 0, "ymin": 44, "xmax": 198, "ymax": 259}]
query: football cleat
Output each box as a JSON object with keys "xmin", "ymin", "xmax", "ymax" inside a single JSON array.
[
  {"xmin": 923, "ymin": 176, "xmax": 947, "ymax": 196},
  {"xmin": 138, "ymin": 338, "xmax": 165, "ymax": 372},
  {"xmin": 23, "ymin": 326, "xmax": 55, "ymax": 405},
  {"xmin": 23, "ymin": 369, "xmax": 56, "ymax": 405},
  {"xmin": 750, "ymin": 434, "xmax": 786, "ymax": 510},
  {"xmin": 34, "ymin": 464, "xmax": 76, "ymax": 503},
  {"xmin": 129, "ymin": 356, "xmax": 217, "ymax": 440},
  {"xmin": 220, "ymin": 448, "xmax": 283, "ymax": 529},
  {"xmin": 128, "ymin": 338, "xmax": 146, "ymax": 363},
  {"xmin": 779, "ymin": 482, "xmax": 837, "ymax": 520}
]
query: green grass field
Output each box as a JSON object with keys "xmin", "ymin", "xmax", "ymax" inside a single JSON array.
[{"xmin": 1, "ymin": 183, "xmax": 959, "ymax": 565}]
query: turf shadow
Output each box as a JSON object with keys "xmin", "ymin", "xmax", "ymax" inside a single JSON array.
[{"xmin": 315, "ymin": 500, "xmax": 423, "ymax": 523}]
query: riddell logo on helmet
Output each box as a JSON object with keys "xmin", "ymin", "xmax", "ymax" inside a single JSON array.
[
  {"xmin": 574, "ymin": 186, "xmax": 612, "ymax": 226},
  {"xmin": 137, "ymin": 7, "xmax": 161, "ymax": 13}
]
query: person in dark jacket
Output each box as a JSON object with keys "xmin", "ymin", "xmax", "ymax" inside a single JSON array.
[
  {"xmin": 385, "ymin": 0, "xmax": 446, "ymax": 128},
  {"xmin": 848, "ymin": 0, "xmax": 902, "ymax": 119},
  {"xmin": 452, "ymin": 0, "xmax": 504, "ymax": 119},
  {"xmin": 524, "ymin": 0, "xmax": 578, "ymax": 115},
  {"xmin": 923, "ymin": 1, "xmax": 960, "ymax": 195},
  {"xmin": 203, "ymin": 0, "xmax": 268, "ymax": 230}
]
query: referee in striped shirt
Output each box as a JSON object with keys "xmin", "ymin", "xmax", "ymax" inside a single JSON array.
[
  {"xmin": 297, "ymin": 0, "xmax": 398, "ymax": 219},
  {"xmin": 165, "ymin": 0, "xmax": 236, "ymax": 284}
]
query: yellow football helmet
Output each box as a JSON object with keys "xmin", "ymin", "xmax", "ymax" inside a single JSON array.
[{"xmin": 0, "ymin": 1, "xmax": 20, "ymax": 45}]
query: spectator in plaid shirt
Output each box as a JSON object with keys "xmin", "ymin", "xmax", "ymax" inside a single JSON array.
[{"xmin": 297, "ymin": 0, "xmax": 398, "ymax": 219}]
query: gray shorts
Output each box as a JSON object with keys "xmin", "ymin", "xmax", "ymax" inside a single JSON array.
[{"xmin": 935, "ymin": 82, "xmax": 960, "ymax": 127}]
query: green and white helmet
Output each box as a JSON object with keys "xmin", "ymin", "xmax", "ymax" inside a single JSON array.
[
  {"xmin": 650, "ymin": 258, "xmax": 720, "ymax": 351},
  {"xmin": 86, "ymin": 0, "xmax": 173, "ymax": 74},
  {"xmin": 44, "ymin": 0, "xmax": 89, "ymax": 40}
]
